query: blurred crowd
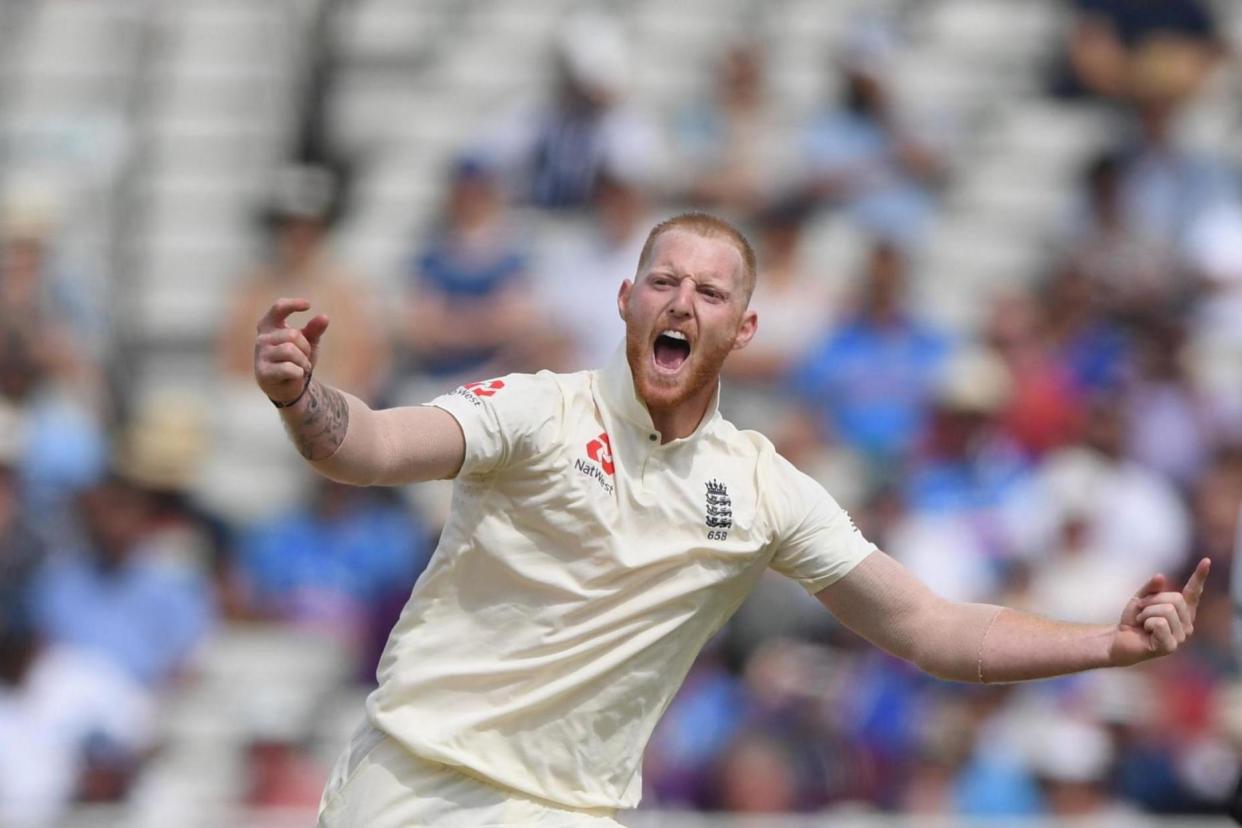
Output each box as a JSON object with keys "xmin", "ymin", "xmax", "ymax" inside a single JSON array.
[{"xmin": 2, "ymin": 0, "xmax": 1242, "ymax": 824}]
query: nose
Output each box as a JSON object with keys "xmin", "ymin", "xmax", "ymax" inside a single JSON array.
[{"xmin": 668, "ymin": 279, "xmax": 695, "ymax": 317}]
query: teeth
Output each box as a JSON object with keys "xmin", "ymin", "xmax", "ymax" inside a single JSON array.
[{"xmin": 661, "ymin": 330, "xmax": 688, "ymax": 341}]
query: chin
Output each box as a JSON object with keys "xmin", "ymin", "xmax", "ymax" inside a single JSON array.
[
  {"xmin": 635, "ymin": 370, "xmax": 693, "ymax": 411},
  {"xmin": 628, "ymin": 343, "xmax": 722, "ymax": 413}
]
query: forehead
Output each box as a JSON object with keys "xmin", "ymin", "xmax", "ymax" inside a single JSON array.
[{"xmin": 645, "ymin": 229, "xmax": 745, "ymax": 287}]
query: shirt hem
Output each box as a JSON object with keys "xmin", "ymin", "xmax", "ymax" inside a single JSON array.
[{"xmin": 367, "ymin": 713, "xmax": 634, "ymax": 814}]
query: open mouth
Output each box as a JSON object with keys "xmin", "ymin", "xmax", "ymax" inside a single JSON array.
[{"xmin": 653, "ymin": 329, "xmax": 691, "ymax": 373}]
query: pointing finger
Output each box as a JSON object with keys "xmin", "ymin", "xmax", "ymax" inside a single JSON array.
[
  {"xmin": 257, "ymin": 297, "xmax": 311, "ymax": 334},
  {"xmin": 1182, "ymin": 558, "xmax": 1210, "ymax": 609}
]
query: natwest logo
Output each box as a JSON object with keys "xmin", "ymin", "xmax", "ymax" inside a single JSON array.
[
  {"xmin": 463, "ymin": 379, "xmax": 505, "ymax": 397},
  {"xmin": 585, "ymin": 432, "xmax": 614, "ymax": 475}
]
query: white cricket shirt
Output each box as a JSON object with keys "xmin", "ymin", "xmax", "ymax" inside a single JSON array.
[{"xmin": 366, "ymin": 348, "xmax": 876, "ymax": 809}]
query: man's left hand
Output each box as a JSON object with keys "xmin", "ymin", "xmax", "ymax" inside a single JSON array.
[{"xmin": 1111, "ymin": 557, "xmax": 1211, "ymax": 667}]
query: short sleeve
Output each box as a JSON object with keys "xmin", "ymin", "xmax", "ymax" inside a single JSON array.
[
  {"xmin": 765, "ymin": 455, "xmax": 877, "ymax": 594},
  {"xmin": 425, "ymin": 371, "xmax": 564, "ymax": 478}
]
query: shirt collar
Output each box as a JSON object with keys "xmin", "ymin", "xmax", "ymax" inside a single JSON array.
[{"xmin": 597, "ymin": 343, "xmax": 721, "ymax": 441}]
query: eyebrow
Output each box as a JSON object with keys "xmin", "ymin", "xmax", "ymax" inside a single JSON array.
[{"xmin": 648, "ymin": 268, "xmax": 733, "ymax": 294}]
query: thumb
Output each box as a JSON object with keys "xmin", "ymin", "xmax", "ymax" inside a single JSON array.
[
  {"xmin": 1136, "ymin": 573, "xmax": 1166, "ymax": 599},
  {"xmin": 301, "ymin": 314, "xmax": 330, "ymax": 347},
  {"xmin": 1120, "ymin": 573, "xmax": 1165, "ymax": 629}
]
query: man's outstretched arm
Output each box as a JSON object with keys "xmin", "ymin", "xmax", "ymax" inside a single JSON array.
[
  {"xmin": 818, "ymin": 549, "xmax": 1211, "ymax": 683},
  {"xmin": 254, "ymin": 297, "xmax": 465, "ymax": 486}
]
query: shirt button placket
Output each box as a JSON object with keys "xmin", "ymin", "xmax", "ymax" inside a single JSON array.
[{"xmin": 640, "ymin": 433, "xmax": 660, "ymax": 487}]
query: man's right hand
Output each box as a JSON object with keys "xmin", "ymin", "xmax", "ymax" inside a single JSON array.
[{"xmin": 254, "ymin": 297, "xmax": 330, "ymax": 404}]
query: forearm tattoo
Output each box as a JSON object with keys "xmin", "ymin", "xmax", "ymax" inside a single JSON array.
[{"xmin": 285, "ymin": 379, "xmax": 350, "ymax": 461}]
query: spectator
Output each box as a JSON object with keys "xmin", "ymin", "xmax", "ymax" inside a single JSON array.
[
  {"xmin": 0, "ymin": 603, "xmax": 155, "ymax": 828},
  {"xmin": 537, "ymin": 166, "xmax": 653, "ymax": 372},
  {"xmin": 207, "ymin": 163, "xmax": 387, "ymax": 522},
  {"xmin": 642, "ymin": 640, "xmax": 747, "ymax": 809},
  {"xmin": 111, "ymin": 392, "xmax": 233, "ymax": 616},
  {"xmin": 240, "ymin": 691, "xmax": 327, "ymax": 813},
  {"xmin": 674, "ymin": 41, "xmax": 792, "ymax": 214},
  {"xmin": 802, "ymin": 21, "xmax": 946, "ymax": 249},
  {"xmin": 0, "ymin": 211, "xmax": 105, "ymax": 410},
  {"xmin": 720, "ymin": 200, "xmax": 833, "ymax": 431},
  {"xmin": 984, "ymin": 291, "xmax": 1085, "ymax": 458},
  {"xmin": 888, "ymin": 347, "xmax": 1027, "ymax": 604},
  {"xmin": 1124, "ymin": 323, "xmax": 1213, "ymax": 489},
  {"xmin": 1041, "ymin": 265, "xmax": 1132, "ymax": 397},
  {"xmin": 398, "ymin": 156, "xmax": 545, "ymax": 392},
  {"xmin": 480, "ymin": 8, "xmax": 665, "ymax": 210},
  {"xmin": 1185, "ymin": 202, "xmax": 1242, "ymax": 436},
  {"xmin": 1189, "ymin": 201, "xmax": 1242, "ymax": 332},
  {"xmin": 1001, "ymin": 395, "xmax": 1192, "ymax": 584},
  {"xmin": 1028, "ymin": 718, "xmax": 1137, "ymax": 820},
  {"xmin": 709, "ymin": 732, "xmax": 804, "ymax": 812},
  {"xmin": 235, "ymin": 480, "xmax": 428, "ymax": 662},
  {"xmin": 902, "ymin": 691, "xmax": 1043, "ymax": 816},
  {"xmin": 789, "ymin": 241, "xmax": 950, "ymax": 468},
  {"xmin": 1187, "ymin": 446, "xmax": 1241, "ymax": 675},
  {"xmin": 904, "ymin": 347, "xmax": 1025, "ymax": 515},
  {"xmin": 1090, "ymin": 668, "xmax": 1198, "ymax": 812},
  {"xmin": 951, "ymin": 688, "xmax": 1045, "ymax": 816},
  {"xmin": 1059, "ymin": 150, "xmax": 1177, "ymax": 320},
  {"xmin": 1191, "ymin": 446, "xmax": 1242, "ymax": 567},
  {"xmin": 0, "ymin": 405, "xmax": 46, "ymax": 611},
  {"xmin": 1113, "ymin": 61, "xmax": 1241, "ymax": 264},
  {"xmin": 218, "ymin": 163, "xmax": 388, "ymax": 398},
  {"xmin": 33, "ymin": 474, "xmax": 215, "ymax": 686},
  {"xmin": 1020, "ymin": 505, "xmax": 1150, "ymax": 626},
  {"xmin": 0, "ymin": 219, "xmax": 108, "ymax": 518},
  {"xmin": 1051, "ymin": 0, "xmax": 1222, "ymax": 102},
  {"xmin": 243, "ymin": 735, "xmax": 327, "ymax": 812}
]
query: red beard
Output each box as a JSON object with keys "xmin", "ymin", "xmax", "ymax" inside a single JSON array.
[{"xmin": 625, "ymin": 323, "xmax": 730, "ymax": 415}]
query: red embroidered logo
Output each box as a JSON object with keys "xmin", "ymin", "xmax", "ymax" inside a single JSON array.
[
  {"xmin": 463, "ymin": 379, "xmax": 505, "ymax": 397},
  {"xmin": 586, "ymin": 432, "xmax": 614, "ymax": 476}
]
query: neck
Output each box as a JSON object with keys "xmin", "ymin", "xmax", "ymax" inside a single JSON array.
[{"xmin": 645, "ymin": 384, "xmax": 715, "ymax": 443}]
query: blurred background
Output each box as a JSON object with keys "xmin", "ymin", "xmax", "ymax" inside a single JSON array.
[{"xmin": 1, "ymin": 0, "xmax": 1241, "ymax": 825}]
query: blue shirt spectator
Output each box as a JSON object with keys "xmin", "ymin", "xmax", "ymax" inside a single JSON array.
[
  {"xmin": 903, "ymin": 347, "xmax": 1030, "ymax": 517},
  {"xmin": 1042, "ymin": 267, "xmax": 1133, "ymax": 396},
  {"xmin": 237, "ymin": 483, "xmax": 428, "ymax": 638},
  {"xmin": 643, "ymin": 656, "xmax": 747, "ymax": 808},
  {"xmin": 804, "ymin": 112, "xmax": 938, "ymax": 250},
  {"xmin": 479, "ymin": 9, "xmax": 664, "ymax": 211},
  {"xmin": 401, "ymin": 158, "xmax": 543, "ymax": 383},
  {"xmin": 790, "ymin": 242, "xmax": 950, "ymax": 464},
  {"xmin": 35, "ymin": 558, "xmax": 211, "ymax": 688},
  {"xmin": 954, "ymin": 754, "xmax": 1044, "ymax": 816},
  {"xmin": 33, "ymin": 477, "xmax": 213, "ymax": 686},
  {"xmin": 417, "ymin": 244, "xmax": 526, "ymax": 304},
  {"xmin": 1118, "ymin": 108, "xmax": 1240, "ymax": 257},
  {"xmin": 801, "ymin": 25, "xmax": 946, "ymax": 249}
]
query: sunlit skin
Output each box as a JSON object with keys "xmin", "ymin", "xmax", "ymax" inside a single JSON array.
[{"xmin": 618, "ymin": 229, "xmax": 757, "ymax": 442}]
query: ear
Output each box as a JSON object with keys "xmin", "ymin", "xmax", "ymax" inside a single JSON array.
[
  {"xmin": 617, "ymin": 279, "xmax": 632, "ymax": 322},
  {"xmin": 731, "ymin": 309, "xmax": 758, "ymax": 351}
]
